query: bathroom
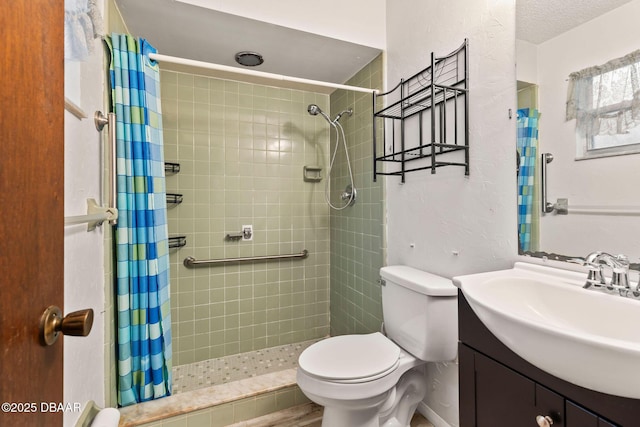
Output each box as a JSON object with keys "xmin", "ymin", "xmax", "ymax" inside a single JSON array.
[
  {"xmin": 64, "ymin": 1, "xmax": 510, "ymax": 423},
  {"xmin": 3, "ymin": 0, "xmax": 639, "ymax": 426}
]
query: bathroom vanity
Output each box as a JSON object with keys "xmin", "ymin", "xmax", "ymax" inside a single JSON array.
[{"xmin": 458, "ymin": 291, "xmax": 640, "ymax": 426}]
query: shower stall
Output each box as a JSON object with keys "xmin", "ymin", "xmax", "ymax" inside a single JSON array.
[
  {"xmin": 105, "ymin": 1, "xmax": 387, "ymax": 424},
  {"xmin": 117, "ymin": 53, "xmax": 385, "ymax": 425},
  {"xmin": 160, "ymin": 52, "xmax": 385, "ymax": 363}
]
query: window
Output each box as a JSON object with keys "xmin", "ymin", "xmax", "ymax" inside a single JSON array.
[{"xmin": 566, "ymin": 50, "xmax": 640, "ymax": 159}]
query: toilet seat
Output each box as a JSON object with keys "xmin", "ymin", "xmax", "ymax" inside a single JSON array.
[{"xmin": 298, "ymin": 333, "xmax": 401, "ymax": 383}]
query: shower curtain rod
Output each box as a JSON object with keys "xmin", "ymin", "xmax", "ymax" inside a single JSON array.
[{"xmin": 148, "ymin": 53, "xmax": 378, "ymax": 94}]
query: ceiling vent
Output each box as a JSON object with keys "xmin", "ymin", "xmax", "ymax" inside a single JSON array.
[{"xmin": 234, "ymin": 51, "xmax": 264, "ymax": 67}]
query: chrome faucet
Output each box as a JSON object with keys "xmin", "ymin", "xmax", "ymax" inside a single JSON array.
[
  {"xmin": 572, "ymin": 252, "xmax": 634, "ymax": 297},
  {"xmin": 580, "ymin": 251, "xmax": 606, "ymax": 288},
  {"xmin": 603, "ymin": 253, "xmax": 630, "ymax": 289}
]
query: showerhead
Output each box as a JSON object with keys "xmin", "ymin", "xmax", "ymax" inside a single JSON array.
[
  {"xmin": 307, "ymin": 104, "xmax": 333, "ymax": 125},
  {"xmin": 308, "ymin": 104, "xmax": 353, "ymax": 124},
  {"xmin": 333, "ymin": 108, "xmax": 353, "ymax": 123},
  {"xmin": 307, "ymin": 104, "xmax": 323, "ymax": 116}
]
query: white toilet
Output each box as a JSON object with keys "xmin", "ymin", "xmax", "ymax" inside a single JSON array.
[{"xmin": 296, "ymin": 265, "xmax": 458, "ymax": 427}]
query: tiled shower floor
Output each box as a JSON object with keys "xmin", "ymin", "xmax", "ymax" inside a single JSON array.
[
  {"xmin": 119, "ymin": 338, "xmax": 437, "ymax": 427},
  {"xmin": 172, "ymin": 339, "xmax": 320, "ymax": 394},
  {"xmin": 119, "ymin": 340, "xmax": 321, "ymax": 426}
]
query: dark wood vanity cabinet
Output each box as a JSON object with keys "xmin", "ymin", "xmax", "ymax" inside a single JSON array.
[{"xmin": 458, "ymin": 291, "xmax": 639, "ymax": 427}]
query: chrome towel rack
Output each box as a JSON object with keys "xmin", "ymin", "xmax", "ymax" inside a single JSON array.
[
  {"xmin": 94, "ymin": 111, "xmax": 117, "ymax": 225},
  {"xmin": 539, "ymin": 152, "xmax": 640, "ymax": 216},
  {"xmin": 184, "ymin": 249, "xmax": 309, "ymax": 268},
  {"xmin": 64, "ymin": 111, "xmax": 118, "ymax": 230}
]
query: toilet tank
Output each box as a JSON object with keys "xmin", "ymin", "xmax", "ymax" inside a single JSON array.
[{"xmin": 380, "ymin": 266, "xmax": 458, "ymax": 362}]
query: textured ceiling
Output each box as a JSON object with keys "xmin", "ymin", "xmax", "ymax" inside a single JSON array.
[{"xmin": 517, "ymin": 0, "xmax": 634, "ymax": 44}]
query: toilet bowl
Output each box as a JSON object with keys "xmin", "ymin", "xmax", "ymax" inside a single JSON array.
[
  {"xmin": 296, "ymin": 265, "xmax": 458, "ymax": 427},
  {"xmin": 297, "ymin": 333, "xmax": 425, "ymax": 427}
]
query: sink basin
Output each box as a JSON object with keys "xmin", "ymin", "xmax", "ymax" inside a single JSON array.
[{"xmin": 453, "ymin": 262, "xmax": 640, "ymax": 399}]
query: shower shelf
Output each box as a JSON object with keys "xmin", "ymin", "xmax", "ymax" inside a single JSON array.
[
  {"xmin": 165, "ymin": 162, "xmax": 181, "ymax": 174},
  {"xmin": 373, "ymin": 39, "xmax": 469, "ymax": 182},
  {"xmin": 166, "ymin": 193, "xmax": 183, "ymax": 205},
  {"xmin": 168, "ymin": 235, "xmax": 187, "ymax": 249}
]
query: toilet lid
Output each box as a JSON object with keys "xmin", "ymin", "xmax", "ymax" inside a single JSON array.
[{"xmin": 298, "ymin": 332, "xmax": 400, "ymax": 381}]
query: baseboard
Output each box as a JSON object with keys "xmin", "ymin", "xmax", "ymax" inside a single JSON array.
[{"xmin": 417, "ymin": 402, "xmax": 454, "ymax": 427}]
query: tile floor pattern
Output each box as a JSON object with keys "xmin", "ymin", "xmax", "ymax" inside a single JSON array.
[{"xmin": 173, "ymin": 339, "xmax": 320, "ymax": 393}]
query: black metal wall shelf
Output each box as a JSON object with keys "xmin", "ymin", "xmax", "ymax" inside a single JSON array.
[
  {"xmin": 373, "ymin": 39, "xmax": 469, "ymax": 182},
  {"xmin": 165, "ymin": 162, "xmax": 181, "ymax": 174},
  {"xmin": 165, "ymin": 164, "xmax": 184, "ymax": 248},
  {"xmin": 168, "ymin": 235, "xmax": 187, "ymax": 249},
  {"xmin": 166, "ymin": 193, "xmax": 183, "ymax": 205}
]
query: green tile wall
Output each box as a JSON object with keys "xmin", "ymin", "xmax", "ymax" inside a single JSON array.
[
  {"xmin": 329, "ymin": 55, "xmax": 386, "ymax": 335},
  {"xmin": 161, "ymin": 71, "xmax": 331, "ymax": 365}
]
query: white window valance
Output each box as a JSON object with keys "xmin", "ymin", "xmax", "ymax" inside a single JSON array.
[
  {"xmin": 566, "ymin": 49, "xmax": 640, "ymax": 141},
  {"xmin": 65, "ymin": 0, "xmax": 103, "ymax": 61}
]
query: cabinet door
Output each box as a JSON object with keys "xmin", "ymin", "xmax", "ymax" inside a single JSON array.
[
  {"xmin": 566, "ymin": 401, "xmax": 598, "ymax": 426},
  {"xmin": 460, "ymin": 346, "xmax": 566, "ymax": 427},
  {"xmin": 474, "ymin": 351, "xmax": 538, "ymax": 426},
  {"xmin": 566, "ymin": 401, "xmax": 619, "ymax": 427}
]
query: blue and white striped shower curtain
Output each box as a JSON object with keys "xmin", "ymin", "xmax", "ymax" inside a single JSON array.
[
  {"xmin": 517, "ymin": 108, "xmax": 540, "ymax": 253},
  {"xmin": 108, "ymin": 33, "xmax": 172, "ymax": 406}
]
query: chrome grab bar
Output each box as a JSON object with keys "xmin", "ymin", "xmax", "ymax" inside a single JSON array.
[
  {"xmin": 95, "ymin": 111, "xmax": 118, "ymax": 225},
  {"xmin": 540, "ymin": 152, "xmax": 555, "ymax": 213},
  {"xmin": 184, "ymin": 249, "xmax": 309, "ymax": 268},
  {"xmin": 107, "ymin": 112, "xmax": 117, "ymax": 225}
]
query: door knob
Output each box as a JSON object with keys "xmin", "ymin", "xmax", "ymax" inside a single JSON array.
[{"xmin": 39, "ymin": 306, "xmax": 94, "ymax": 346}]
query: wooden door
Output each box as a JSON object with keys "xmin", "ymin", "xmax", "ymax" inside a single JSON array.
[{"xmin": 0, "ymin": 2, "xmax": 64, "ymax": 426}]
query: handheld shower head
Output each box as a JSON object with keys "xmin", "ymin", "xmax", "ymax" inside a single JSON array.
[
  {"xmin": 307, "ymin": 104, "xmax": 333, "ymax": 124},
  {"xmin": 305, "ymin": 104, "xmax": 357, "ymax": 210},
  {"xmin": 307, "ymin": 104, "xmax": 322, "ymax": 116}
]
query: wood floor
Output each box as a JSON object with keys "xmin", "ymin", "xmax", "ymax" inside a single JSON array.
[{"xmin": 227, "ymin": 403, "xmax": 435, "ymax": 427}]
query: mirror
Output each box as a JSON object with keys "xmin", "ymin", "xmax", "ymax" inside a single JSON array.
[{"xmin": 516, "ymin": 0, "xmax": 640, "ymax": 269}]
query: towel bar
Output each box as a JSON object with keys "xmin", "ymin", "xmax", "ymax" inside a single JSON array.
[{"xmin": 64, "ymin": 198, "xmax": 118, "ymax": 231}]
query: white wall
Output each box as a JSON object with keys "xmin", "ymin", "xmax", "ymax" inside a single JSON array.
[
  {"xmin": 63, "ymin": 1, "xmax": 107, "ymax": 424},
  {"xmin": 174, "ymin": 0, "xmax": 386, "ymax": 49},
  {"xmin": 386, "ymin": 1, "xmax": 517, "ymax": 426},
  {"xmin": 525, "ymin": 0, "xmax": 640, "ymax": 257},
  {"xmin": 516, "ymin": 39, "xmax": 537, "ymax": 84}
]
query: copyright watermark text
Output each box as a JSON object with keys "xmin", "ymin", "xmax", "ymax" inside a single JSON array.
[{"xmin": 2, "ymin": 402, "xmax": 82, "ymax": 413}]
